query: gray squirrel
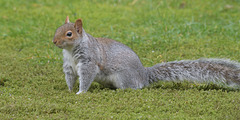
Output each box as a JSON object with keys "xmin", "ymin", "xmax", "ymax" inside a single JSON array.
[{"xmin": 53, "ymin": 16, "xmax": 240, "ymax": 94}]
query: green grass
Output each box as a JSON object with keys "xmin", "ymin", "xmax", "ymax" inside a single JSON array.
[{"xmin": 1, "ymin": 0, "xmax": 240, "ymax": 119}]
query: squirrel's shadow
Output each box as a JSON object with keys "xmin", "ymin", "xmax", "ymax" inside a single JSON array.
[
  {"xmin": 87, "ymin": 82, "xmax": 117, "ymax": 93},
  {"xmin": 146, "ymin": 81, "xmax": 240, "ymax": 92},
  {"xmin": 86, "ymin": 81, "xmax": 240, "ymax": 93}
]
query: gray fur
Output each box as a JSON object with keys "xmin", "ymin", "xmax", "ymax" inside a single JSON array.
[
  {"xmin": 54, "ymin": 23, "xmax": 240, "ymax": 94},
  {"xmin": 146, "ymin": 58, "xmax": 240, "ymax": 87}
]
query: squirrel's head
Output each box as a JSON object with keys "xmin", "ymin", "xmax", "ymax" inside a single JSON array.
[{"xmin": 53, "ymin": 16, "xmax": 83, "ymax": 49}]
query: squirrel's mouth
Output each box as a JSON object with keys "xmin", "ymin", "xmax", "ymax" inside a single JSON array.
[
  {"xmin": 54, "ymin": 41, "xmax": 75, "ymax": 49},
  {"xmin": 57, "ymin": 45, "xmax": 63, "ymax": 49},
  {"xmin": 54, "ymin": 44, "xmax": 64, "ymax": 49}
]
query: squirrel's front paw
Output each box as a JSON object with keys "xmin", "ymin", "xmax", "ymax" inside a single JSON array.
[{"xmin": 76, "ymin": 91, "xmax": 83, "ymax": 95}]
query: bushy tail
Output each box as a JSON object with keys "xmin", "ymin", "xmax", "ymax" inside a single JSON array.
[{"xmin": 146, "ymin": 58, "xmax": 240, "ymax": 88}]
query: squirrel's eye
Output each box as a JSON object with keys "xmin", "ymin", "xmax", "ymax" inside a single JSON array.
[{"xmin": 66, "ymin": 31, "xmax": 72, "ymax": 37}]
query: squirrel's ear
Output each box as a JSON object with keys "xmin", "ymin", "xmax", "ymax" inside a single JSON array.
[
  {"xmin": 65, "ymin": 16, "xmax": 70, "ymax": 24},
  {"xmin": 74, "ymin": 19, "xmax": 83, "ymax": 34}
]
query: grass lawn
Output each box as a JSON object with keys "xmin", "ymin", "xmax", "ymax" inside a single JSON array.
[{"xmin": 1, "ymin": 0, "xmax": 240, "ymax": 119}]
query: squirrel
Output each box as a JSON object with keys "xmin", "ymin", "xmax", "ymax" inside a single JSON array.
[{"xmin": 53, "ymin": 16, "xmax": 240, "ymax": 94}]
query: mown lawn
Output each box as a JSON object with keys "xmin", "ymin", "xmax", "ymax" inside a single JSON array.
[{"xmin": 1, "ymin": 0, "xmax": 240, "ymax": 119}]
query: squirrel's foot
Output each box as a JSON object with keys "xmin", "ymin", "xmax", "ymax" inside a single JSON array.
[{"xmin": 76, "ymin": 91, "xmax": 83, "ymax": 95}]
